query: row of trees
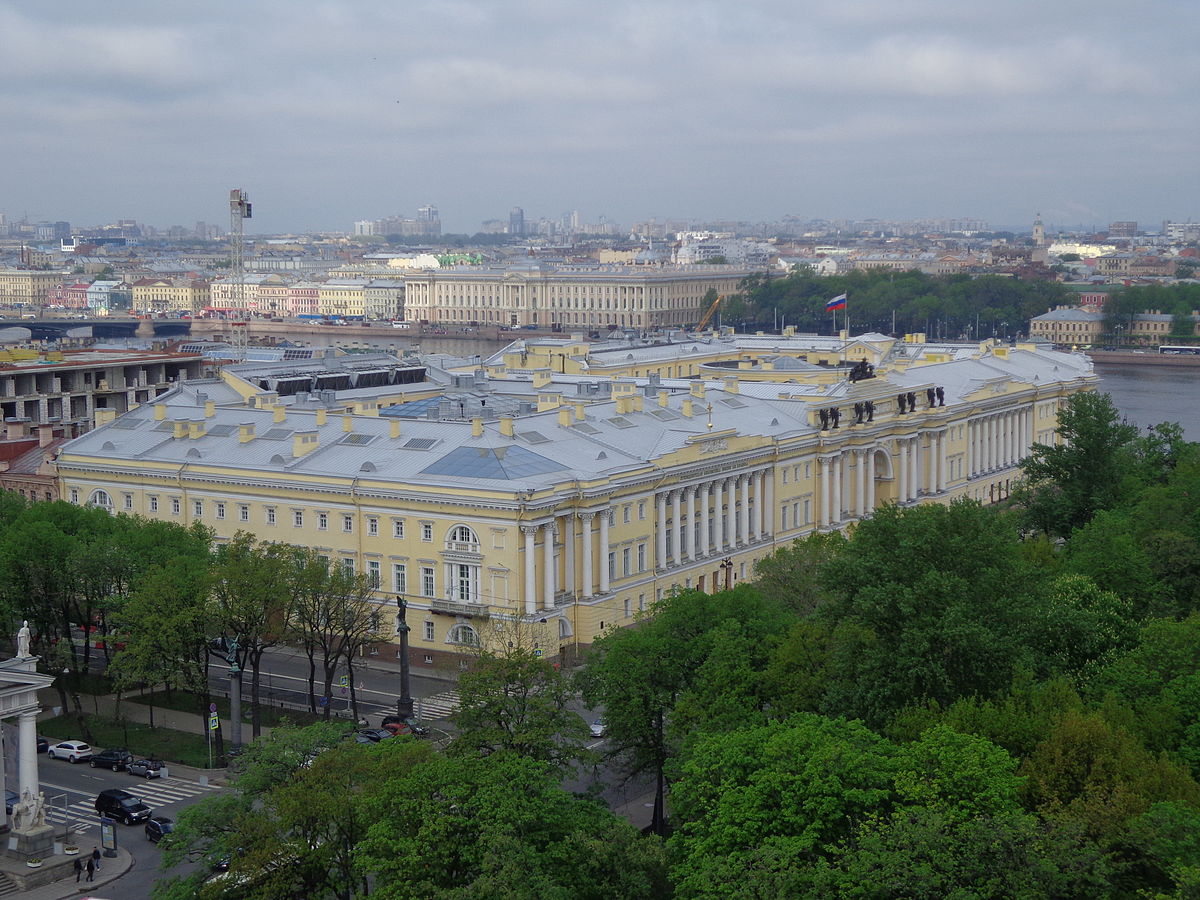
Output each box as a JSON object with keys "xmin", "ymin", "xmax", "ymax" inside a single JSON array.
[
  {"xmin": 0, "ymin": 501, "xmax": 384, "ymax": 754},
  {"xmin": 725, "ymin": 267, "xmax": 1070, "ymax": 337},
  {"xmin": 151, "ymin": 391, "xmax": 1200, "ymax": 897}
]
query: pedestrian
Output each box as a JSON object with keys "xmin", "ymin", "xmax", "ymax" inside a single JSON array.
[
  {"xmin": 92, "ymin": 845, "xmax": 101, "ymax": 871},
  {"xmin": 74, "ymin": 857, "xmax": 83, "ymax": 882},
  {"xmin": 85, "ymin": 857, "xmax": 95, "ymax": 882}
]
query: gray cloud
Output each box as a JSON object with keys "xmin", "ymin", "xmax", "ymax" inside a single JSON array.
[{"xmin": 0, "ymin": 0, "xmax": 1196, "ymax": 232}]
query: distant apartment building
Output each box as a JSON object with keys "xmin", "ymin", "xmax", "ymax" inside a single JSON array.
[
  {"xmin": 130, "ymin": 277, "xmax": 210, "ymax": 313},
  {"xmin": 0, "ymin": 269, "xmax": 62, "ymax": 307},
  {"xmin": 402, "ymin": 265, "xmax": 749, "ymax": 330},
  {"xmin": 1163, "ymin": 223, "xmax": 1200, "ymax": 242},
  {"xmin": 356, "ymin": 209, "xmax": 442, "ymax": 238},
  {"xmin": 509, "ymin": 207, "xmax": 526, "ymax": 236},
  {"xmin": 86, "ymin": 280, "xmax": 132, "ymax": 313},
  {"xmin": 1108, "ymin": 221, "xmax": 1138, "ymax": 238},
  {"xmin": 1029, "ymin": 307, "xmax": 1104, "ymax": 345}
]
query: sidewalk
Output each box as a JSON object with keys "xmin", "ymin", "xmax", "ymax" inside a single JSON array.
[{"xmin": 2, "ymin": 846, "xmax": 133, "ymax": 900}]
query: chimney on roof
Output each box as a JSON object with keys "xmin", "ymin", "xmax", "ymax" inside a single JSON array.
[
  {"xmin": 188, "ymin": 419, "xmax": 205, "ymax": 440},
  {"xmin": 682, "ymin": 398, "xmax": 694, "ymax": 418},
  {"xmin": 239, "ymin": 422, "xmax": 255, "ymax": 443},
  {"xmin": 4, "ymin": 417, "xmax": 30, "ymax": 440},
  {"xmin": 390, "ymin": 418, "xmax": 402, "ymax": 439},
  {"xmin": 37, "ymin": 423, "xmax": 55, "ymax": 447},
  {"xmin": 557, "ymin": 407, "xmax": 572, "ymax": 428},
  {"xmin": 573, "ymin": 402, "xmax": 586, "ymax": 421},
  {"xmin": 273, "ymin": 405, "xmax": 286, "ymax": 424},
  {"xmin": 472, "ymin": 417, "xmax": 484, "ymax": 437},
  {"xmin": 343, "ymin": 414, "xmax": 354, "ymax": 433},
  {"xmin": 205, "ymin": 399, "xmax": 215, "ymax": 418},
  {"xmin": 315, "ymin": 408, "xmax": 327, "ymax": 426},
  {"xmin": 172, "ymin": 419, "xmax": 187, "ymax": 439},
  {"xmin": 293, "ymin": 431, "xmax": 318, "ymax": 458},
  {"xmin": 499, "ymin": 415, "xmax": 514, "ymax": 438},
  {"xmin": 690, "ymin": 382, "xmax": 706, "ymax": 398},
  {"xmin": 722, "ymin": 375, "xmax": 740, "ymax": 395},
  {"xmin": 154, "ymin": 403, "xmax": 167, "ymax": 421},
  {"xmin": 657, "ymin": 390, "xmax": 669, "ymax": 408}
]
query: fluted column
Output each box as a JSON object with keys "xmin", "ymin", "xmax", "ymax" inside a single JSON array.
[
  {"xmin": 734, "ymin": 475, "xmax": 744, "ymax": 547},
  {"xmin": 865, "ymin": 448, "xmax": 876, "ymax": 512},
  {"xmin": 563, "ymin": 513, "xmax": 575, "ymax": 598},
  {"xmin": 599, "ymin": 509, "xmax": 610, "ymax": 594},
  {"xmin": 912, "ymin": 434, "xmax": 923, "ymax": 497},
  {"xmin": 522, "ymin": 525, "xmax": 538, "ymax": 615},
  {"xmin": 714, "ymin": 478, "xmax": 726, "ymax": 549},
  {"xmin": 832, "ymin": 454, "xmax": 843, "ymax": 524},
  {"xmin": 542, "ymin": 522, "xmax": 556, "ymax": 611},
  {"xmin": 856, "ymin": 450, "xmax": 867, "ymax": 517},
  {"xmin": 669, "ymin": 490, "xmax": 682, "ymax": 566},
  {"xmin": 763, "ymin": 470, "xmax": 774, "ymax": 536},
  {"xmin": 755, "ymin": 470, "xmax": 766, "ymax": 538},
  {"xmin": 580, "ymin": 513, "xmax": 594, "ymax": 599},
  {"xmin": 698, "ymin": 483, "xmax": 711, "ymax": 556},
  {"xmin": 727, "ymin": 477, "xmax": 739, "ymax": 544},
  {"xmin": 820, "ymin": 460, "xmax": 832, "ymax": 529},
  {"xmin": 898, "ymin": 441, "xmax": 909, "ymax": 503},
  {"xmin": 655, "ymin": 492, "xmax": 667, "ymax": 569},
  {"xmin": 684, "ymin": 486, "xmax": 696, "ymax": 560},
  {"xmin": 937, "ymin": 431, "xmax": 947, "ymax": 492},
  {"xmin": 966, "ymin": 420, "xmax": 975, "ymax": 476}
]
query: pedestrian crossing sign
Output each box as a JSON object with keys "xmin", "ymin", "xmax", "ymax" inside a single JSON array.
[{"xmin": 209, "ymin": 713, "xmax": 219, "ymax": 731}]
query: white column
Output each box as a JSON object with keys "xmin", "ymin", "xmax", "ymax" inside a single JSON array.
[
  {"xmin": 727, "ymin": 477, "xmax": 739, "ymax": 544},
  {"xmin": 1010, "ymin": 412, "xmax": 1020, "ymax": 465},
  {"xmin": 988, "ymin": 416, "xmax": 997, "ymax": 471},
  {"xmin": 670, "ymin": 489, "xmax": 682, "ymax": 566},
  {"xmin": 898, "ymin": 441, "xmax": 909, "ymax": 503},
  {"xmin": 698, "ymin": 483, "xmax": 711, "ymax": 555},
  {"xmin": 763, "ymin": 470, "xmax": 774, "ymax": 537},
  {"xmin": 856, "ymin": 451, "xmax": 866, "ymax": 517},
  {"xmin": 966, "ymin": 420, "xmax": 974, "ymax": 476},
  {"xmin": 580, "ymin": 513, "xmax": 594, "ymax": 599},
  {"xmin": 820, "ymin": 460, "xmax": 831, "ymax": 529},
  {"xmin": 912, "ymin": 434, "xmax": 923, "ymax": 496},
  {"xmin": 865, "ymin": 448, "xmax": 876, "ymax": 512},
  {"xmin": 754, "ymin": 470, "xmax": 766, "ymax": 539},
  {"xmin": 937, "ymin": 431, "xmax": 947, "ymax": 492},
  {"xmin": 832, "ymin": 454, "xmax": 843, "ymax": 524},
  {"xmin": 599, "ymin": 510, "xmax": 610, "ymax": 594},
  {"xmin": 542, "ymin": 522, "xmax": 556, "ymax": 611},
  {"xmin": 739, "ymin": 475, "xmax": 750, "ymax": 544},
  {"xmin": 522, "ymin": 526, "xmax": 538, "ymax": 615},
  {"xmin": 714, "ymin": 478, "xmax": 726, "ymax": 549},
  {"xmin": 684, "ymin": 487, "xmax": 696, "ymax": 560},
  {"xmin": 656, "ymin": 492, "xmax": 667, "ymax": 569},
  {"xmin": 18, "ymin": 709, "xmax": 38, "ymax": 801},
  {"xmin": 563, "ymin": 513, "xmax": 575, "ymax": 598}
]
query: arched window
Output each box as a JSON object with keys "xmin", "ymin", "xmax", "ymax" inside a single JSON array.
[
  {"xmin": 448, "ymin": 624, "xmax": 479, "ymax": 646},
  {"xmin": 446, "ymin": 525, "xmax": 479, "ymax": 549},
  {"xmin": 88, "ymin": 490, "xmax": 114, "ymax": 511}
]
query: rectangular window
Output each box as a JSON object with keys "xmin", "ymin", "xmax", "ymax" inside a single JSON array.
[
  {"xmin": 638, "ymin": 501, "xmax": 646, "ymax": 520},
  {"xmin": 781, "ymin": 505, "xmax": 789, "ymax": 530},
  {"xmin": 342, "ymin": 514, "xmax": 353, "ymax": 533},
  {"xmin": 803, "ymin": 498, "xmax": 812, "ymax": 525},
  {"xmin": 266, "ymin": 507, "xmax": 276, "ymax": 525},
  {"xmin": 367, "ymin": 517, "xmax": 378, "ymax": 536},
  {"xmin": 216, "ymin": 502, "xmax": 226, "ymax": 519},
  {"xmin": 623, "ymin": 504, "xmax": 631, "ymax": 524},
  {"xmin": 638, "ymin": 593, "xmax": 646, "ymax": 612},
  {"xmin": 608, "ymin": 552, "xmax": 616, "ymax": 582},
  {"xmin": 318, "ymin": 512, "xmax": 328, "ymax": 530},
  {"xmin": 293, "ymin": 510, "xmax": 304, "ymax": 528},
  {"xmin": 239, "ymin": 504, "xmax": 249, "ymax": 522},
  {"xmin": 424, "ymin": 620, "xmax": 435, "ymax": 641},
  {"xmin": 421, "ymin": 523, "xmax": 433, "ymax": 542},
  {"xmin": 367, "ymin": 560, "xmax": 381, "ymax": 588},
  {"xmin": 638, "ymin": 543, "xmax": 646, "ymax": 572},
  {"xmin": 171, "ymin": 498, "xmax": 181, "ymax": 515},
  {"xmin": 624, "ymin": 597, "xmax": 632, "ymax": 617},
  {"xmin": 123, "ymin": 493, "xmax": 134, "ymax": 510},
  {"xmin": 70, "ymin": 488, "xmax": 79, "ymax": 504},
  {"xmin": 421, "ymin": 566, "xmax": 435, "ymax": 598},
  {"xmin": 393, "ymin": 563, "xmax": 407, "ymax": 594},
  {"xmin": 782, "ymin": 468, "xmax": 789, "ymax": 484},
  {"xmin": 340, "ymin": 558, "xmax": 354, "ymax": 576},
  {"xmin": 804, "ymin": 462, "xmax": 811, "ymax": 479},
  {"xmin": 393, "ymin": 519, "xmax": 405, "ymax": 539},
  {"xmin": 622, "ymin": 547, "xmax": 631, "ymax": 576},
  {"xmin": 149, "ymin": 495, "xmax": 159, "ymax": 512},
  {"xmin": 193, "ymin": 500, "xmax": 203, "ymax": 517}
]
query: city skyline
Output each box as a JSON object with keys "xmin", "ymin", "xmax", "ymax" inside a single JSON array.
[{"xmin": 2, "ymin": 2, "xmax": 1197, "ymax": 234}]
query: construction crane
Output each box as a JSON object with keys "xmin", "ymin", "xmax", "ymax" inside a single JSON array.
[
  {"xmin": 228, "ymin": 189, "xmax": 252, "ymax": 356},
  {"xmin": 696, "ymin": 293, "xmax": 724, "ymax": 331}
]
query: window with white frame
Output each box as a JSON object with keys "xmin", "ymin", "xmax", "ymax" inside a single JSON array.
[
  {"xmin": 266, "ymin": 507, "xmax": 276, "ymax": 525},
  {"xmin": 123, "ymin": 493, "xmax": 133, "ymax": 510},
  {"xmin": 149, "ymin": 495, "xmax": 159, "ymax": 513},
  {"xmin": 638, "ymin": 543, "xmax": 646, "ymax": 572},
  {"xmin": 608, "ymin": 552, "xmax": 616, "ymax": 582},
  {"xmin": 423, "ymin": 620, "xmax": 435, "ymax": 641},
  {"xmin": 293, "ymin": 510, "xmax": 304, "ymax": 527},
  {"xmin": 622, "ymin": 547, "xmax": 631, "ymax": 577},
  {"xmin": 70, "ymin": 488, "xmax": 79, "ymax": 504},
  {"xmin": 448, "ymin": 624, "xmax": 479, "ymax": 646},
  {"xmin": 317, "ymin": 511, "xmax": 328, "ymax": 530},
  {"xmin": 393, "ymin": 519, "xmax": 405, "ymax": 538},
  {"xmin": 216, "ymin": 502, "xmax": 225, "ymax": 519},
  {"xmin": 89, "ymin": 490, "xmax": 113, "ymax": 510},
  {"xmin": 367, "ymin": 517, "xmax": 378, "ymax": 536},
  {"xmin": 453, "ymin": 562, "xmax": 477, "ymax": 603},
  {"xmin": 367, "ymin": 560, "xmax": 381, "ymax": 588},
  {"xmin": 340, "ymin": 557, "xmax": 354, "ymax": 576},
  {"xmin": 421, "ymin": 566, "xmax": 435, "ymax": 597},
  {"xmin": 342, "ymin": 514, "xmax": 353, "ymax": 533},
  {"xmin": 239, "ymin": 504, "xmax": 249, "ymax": 522},
  {"xmin": 171, "ymin": 497, "xmax": 181, "ymax": 515},
  {"xmin": 421, "ymin": 522, "xmax": 433, "ymax": 542},
  {"xmin": 393, "ymin": 563, "xmax": 407, "ymax": 595},
  {"xmin": 193, "ymin": 500, "xmax": 203, "ymax": 518}
]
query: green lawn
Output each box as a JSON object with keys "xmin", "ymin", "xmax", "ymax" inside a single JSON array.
[
  {"xmin": 38, "ymin": 714, "xmax": 221, "ymax": 768},
  {"xmin": 126, "ymin": 689, "xmax": 328, "ymax": 728}
]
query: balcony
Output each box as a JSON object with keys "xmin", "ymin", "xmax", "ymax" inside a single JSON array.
[{"xmin": 431, "ymin": 598, "xmax": 490, "ymax": 618}]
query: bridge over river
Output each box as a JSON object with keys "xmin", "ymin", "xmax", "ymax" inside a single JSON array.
[{"xmin": 0, "ymin": 317, "xmax": 193, "ymax": 341}]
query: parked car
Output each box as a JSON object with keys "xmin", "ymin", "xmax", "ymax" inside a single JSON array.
[
  {"xmin": 90, "ymin": 748, "xmax": 133, "ymax": 771},
  {"xmin": 127, "ymin": 759, "xmax": 165, "ymax": 779},
  {"xmin": 590, "ymin": 719, "xmax": 606, "ymax": 738},
  {"xmin": 381, "ymin": 714, "xmax": 429, "ymax": 737},
  {"xmin": 354, "ymin": 728, "xmax": 392, "ymax": 743},
  {"xmin": 95, "ymin": 788, "xmax": 152, "ymax": 825},
  {"xmin": 36, "ymin": 736, "xmax": 49, "ymax": 754},
  {"xmin": 47, "ymin": 740, "xmax": 93, "ymax": 763},
  {"xmin": 145, "ymin": 815, "xmax": 174, "ymax": 843}
]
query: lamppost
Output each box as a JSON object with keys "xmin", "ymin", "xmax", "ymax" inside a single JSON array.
[
  {"xmin": 1114, "ymin": 324, "xmax": 1124, "ymax": 349},
  {"xmin": 720, "ymin": 557, "xmax": 733, "ymax": 591},
  {"xmin": 395, "ymin": 596, "xmax": 413, "ymax": 719}
]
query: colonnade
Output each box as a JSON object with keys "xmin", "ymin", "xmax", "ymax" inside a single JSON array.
[{"xmin": 966, "ymin": 408, "xmax": 1032, "ymax": 478}]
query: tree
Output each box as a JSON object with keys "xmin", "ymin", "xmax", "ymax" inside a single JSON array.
[
  {"xmin": 358, "ymin": 751, "xmax": 667, "ymax": 899},
  {"xmin": 209, "ymin": 534, "xmax": 296, "ymax": 737},
  {"xmin": 1018, "ymin": 391, "xmax": 1139, "ymax": 536},
  {"xmin": 451, "ymin": 638, "xmax": 588, "ymax": 770}
]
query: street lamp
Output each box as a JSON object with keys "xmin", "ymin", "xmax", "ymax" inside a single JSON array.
[
  {"xmin": 395, "ymin": 596, "xmax": 413, "ymax": 719},
  {"xmin": 1114, "ymin": 324, "xmax": 1124, "ymax": 349},
  {"xmin": 720, "ymin": 557, "xmax": 734, "ymax": 592}
]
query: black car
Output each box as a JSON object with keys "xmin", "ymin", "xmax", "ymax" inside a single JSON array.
[
  {"xmin": 355, "ymin": 728, "xmax": 392, "ymax": 743},
  {"xmin": 90, "ymin": 747, "xmax": 134, "ymax": 771},
  {"xmin": 36, "ymin": 736, "xmax": 49, "ymax": 754},
  {"xmin": 4, "ymin": 790, "xmax": 17, "ymax": 815},
  {"xmin": 95, "ymin": 788, "xmax": 152, "ymax": 825},
  {"xmin": 145, "ymin": 816, "xmax": 174, "ymax": 843}
]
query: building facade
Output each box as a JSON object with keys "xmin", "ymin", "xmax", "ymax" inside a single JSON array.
[{"xmin": 55, "ymin": 336, "xmax": 1093, "ymax": 666}]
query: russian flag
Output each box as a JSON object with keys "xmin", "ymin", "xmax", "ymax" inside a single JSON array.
[{"xmin": 826, "ymin": 293, "xmax": 847, "ymax": 311}]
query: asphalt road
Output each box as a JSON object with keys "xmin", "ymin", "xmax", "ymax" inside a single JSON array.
[{"xmin": 3, "ymin": 723, "xmax": 215, "ymax": 899}]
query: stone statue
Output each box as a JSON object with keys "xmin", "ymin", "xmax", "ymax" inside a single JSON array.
[
  {"xmin": 936, "ymin": 386, "xmax": 945, "ymax": 407},
  {"xmin": 866, "ymin": 400, "xmax": 875, "ymax": 422},
  {"xmin": 830, "ymin": 407, "xmax": 841, "ymax": 429},
  {"xmin": 31, "ymin": 792, "xmax": 46, "ymax": 828},
  {"xmin": 819, "ymin": 408, "xmax": 829, "ymax": 430},
  {"xmin": 927, "ymin": 387, "xmax": 936, "ymax": 408},
  {"xmin": 16, "ymin": 620, "xmax": 31, "ymax": 657}
]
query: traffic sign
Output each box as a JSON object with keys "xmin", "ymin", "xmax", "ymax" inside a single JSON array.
[
  {"xmin": 318, "ymin": 696, "xmax": 328, "ymax": 707},
  {"xmin": 208, "ymin": 713, "xmax": 219, "ymax": 731},
  {"xmin": 210, "ymin": 703, "xmax": 217, "ymax": 713},
  {"xmin": 339, "ymin": 675, "xmax": 349, "ymax": 687}
]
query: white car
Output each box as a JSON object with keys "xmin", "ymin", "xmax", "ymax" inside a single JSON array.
[
  {"xmin": 47, "ymin": 740, "xmax": 93, "ymax": 763},
  {"xmin": 589, "ymin": 719, "xmax": 606, "ymax": 738}
]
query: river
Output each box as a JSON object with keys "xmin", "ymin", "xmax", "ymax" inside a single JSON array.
[{"xmin": 1092, "ymin": 362, "xmax": 1200, "ymax": 441}]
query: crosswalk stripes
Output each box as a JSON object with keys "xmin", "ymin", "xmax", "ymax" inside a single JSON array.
[
  {"xmin": 43, "ymin": 777, "xmax": 220, "ymax": 836},
  {"xmin": 417, "ymin": 689, "xmax": 460, "ymax": 720}
]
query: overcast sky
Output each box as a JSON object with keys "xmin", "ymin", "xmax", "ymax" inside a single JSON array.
[{"xmin": 1, "ymin": 1, "xmax": 1196, "ymax": 235}]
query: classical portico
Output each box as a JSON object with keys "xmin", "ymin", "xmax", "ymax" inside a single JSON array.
[{"xmin": 2, "ymin": 627, "xmax": 56, "ymax": 863}]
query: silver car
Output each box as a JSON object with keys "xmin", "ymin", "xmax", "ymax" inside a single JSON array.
[{"xmin": 127, "ymin": 758, "xmax": 164, "ymax": 779}]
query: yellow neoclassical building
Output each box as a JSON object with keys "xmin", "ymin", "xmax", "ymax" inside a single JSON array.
[{"xmin": 54, "ymin": 335, "xmax": 1095, "ymax": 667}]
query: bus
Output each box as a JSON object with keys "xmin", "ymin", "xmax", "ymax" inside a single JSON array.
[{"xmin": 1157, "ymin": 345, "xmax": 1200, "ymax": 355}]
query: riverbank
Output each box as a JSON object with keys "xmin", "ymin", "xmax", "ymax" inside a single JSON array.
[
  {"xmin": 188, "ymin": 319, "xmax": 542, "ymax": 346},
  {"xmin": 1086, "ymin": 350, "xmax": 1200, "ymax": 366}
]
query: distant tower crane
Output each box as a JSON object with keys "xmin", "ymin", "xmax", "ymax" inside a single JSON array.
[{"xmin": 229, "ymin": 189, "xmax": 252, "ymax": 357}]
